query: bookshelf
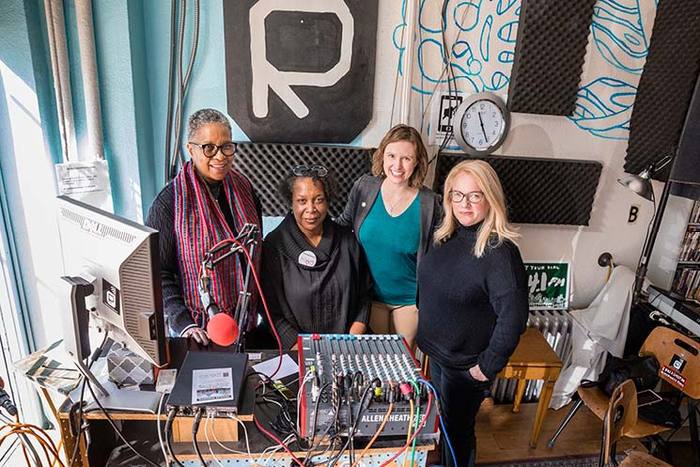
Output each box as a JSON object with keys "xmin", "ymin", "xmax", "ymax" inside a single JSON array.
[{"xmin": 672, "ymin": 200, "xmax": 700, "ymax": 300}]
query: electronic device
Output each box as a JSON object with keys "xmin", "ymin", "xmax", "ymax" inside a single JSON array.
[
  {"xmin": 297, "ymin": 334, "xmax": 438, "ymax": 440},
  {"xmin": 56, "ymin": 195, "xmax": 167, "ymax": 412},
  {"xmin": 647, "ymin": 285, "xmax": 700, "ymax": 336},
  {"xmin": 453, "ymin": 91, "xmax": 510, "ymax": 156},
  {"xmin": 637, "ymin": 389, "xmax": 663, "ymax": 407},
  {"xmin": 166, "ymin": 351, "xmax": 248, "ymax": 416}
]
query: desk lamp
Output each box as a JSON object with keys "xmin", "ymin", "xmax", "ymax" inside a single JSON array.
[{"xmin": 618, "ymin": 154, "xmax": 674, "ymax": 305}]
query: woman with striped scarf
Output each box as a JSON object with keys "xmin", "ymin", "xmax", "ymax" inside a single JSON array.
[{"xmin": 146, "ymin": 109, "xmax": 261, "ymax": 345}]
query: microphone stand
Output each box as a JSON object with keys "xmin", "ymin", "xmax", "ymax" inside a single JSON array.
[{"xmin": 199, "ymin": 224, "xmax": 259, "ymax": 351}]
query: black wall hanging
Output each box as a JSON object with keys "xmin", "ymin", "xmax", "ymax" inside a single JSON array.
[
  {"xmin": 624, "ymin": 0, "xmax": 700, "ymax": 179},
  {"xmin": 224, "ymin": 1, "xmax": 378, "ymax": 144},
  {"xmin": 507, "ymin": 0, "xmax": 596, "ymax": 116},
  {"xmin": 233, "ymin": 143, "xmax": 372, "ymax": 217}
]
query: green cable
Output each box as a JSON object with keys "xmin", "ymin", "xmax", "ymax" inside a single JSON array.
[{"xmin": 409, "ymin": 380, "xmax": 422, "ymax": 466}]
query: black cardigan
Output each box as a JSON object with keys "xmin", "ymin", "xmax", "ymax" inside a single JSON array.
[
  {"xmin": 262, "ymin": 213, "xmax": 371, "ymax": 349},
  {"xmin": 335, "ymin": 175, "xmax": 442, "ymax": 271},
  {"xmin": 416, "ymin": 224, "xmax": 529, "ymax": 380}
]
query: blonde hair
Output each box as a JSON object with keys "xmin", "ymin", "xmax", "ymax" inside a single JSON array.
[
  {"xmin": 371, "ymin": 124, "xmax": 429, "ymax": 188},
  {"xmin": 434, "ymin": 160, "xmax": 519, "ymax": 257}
]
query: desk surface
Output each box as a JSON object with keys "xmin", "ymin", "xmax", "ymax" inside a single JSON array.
[
  {"xmin": 58, "ymin": 340, "xmax": 286, "ymax": 421},
  {"xmin": 59, "ymin": 339, "xmax": 435, "ymax": 465},
  {"xmin": 506, "ymin": 328, "xmax": 563, "ymax": 368}
]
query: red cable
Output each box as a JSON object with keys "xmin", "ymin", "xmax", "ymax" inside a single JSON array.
[
  {"xmin": 379, "ymin": 391, "xmax": 434, "ymax": 467},
  {"xmin": 231, "ymin": 239, "xmax": 285, "ymax": 379},
  {"xmin": 253, "ymin": 413, "xmax": 306, "ymax": 467}
]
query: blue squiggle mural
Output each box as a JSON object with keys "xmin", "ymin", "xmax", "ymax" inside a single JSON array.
[
  {"xmin": 408, "ymin": 0, "xmax": 519, "ymax": 96},
  {"xmin": 591, "ymin": 0, "xmax": 651, "ymax": 74},
  {"xmin": 393, "ymin": 0, "xmax": 656, "ymax": 140},
  {"xmin": 568, "ymin": 77, "xmax": 637, "ymax": 140}
]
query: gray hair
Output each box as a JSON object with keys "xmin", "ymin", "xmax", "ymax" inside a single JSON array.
[{"xmin": 187, "ymin": 108, "xmax": 232, "ymax": 139}]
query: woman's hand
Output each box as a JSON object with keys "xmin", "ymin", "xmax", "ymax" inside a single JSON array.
[
  {"xmin": 349, "ymin": 322, "xmax": 367, "ymax": 335},
  {"xmin": 183, "ymin": 327, "xmax": 209, "ymax": 345},
  {"xmin": 469, "ymin": 364, "xmax": 488, "ymax": 382}
]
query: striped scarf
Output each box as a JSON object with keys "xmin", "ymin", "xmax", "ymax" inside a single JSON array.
[{"xmin": 174, "ymin": 161, "xmax": 261, "ymax": 329}]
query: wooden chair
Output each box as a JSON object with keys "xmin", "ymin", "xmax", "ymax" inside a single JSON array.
[
  {"xmin": 548, "ymin": 326, "xmax": 700, "ymax": 452},
  {"xmin": 601, "ymin": 379, "xmax": 672, "ymax": 466}
]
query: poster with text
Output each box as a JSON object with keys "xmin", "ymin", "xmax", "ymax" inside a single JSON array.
[{"xmin": 525, "ymin": 262, "xmax": 570, "ymax": 310}]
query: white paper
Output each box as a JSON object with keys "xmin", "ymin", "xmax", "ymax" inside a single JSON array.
[
  {"xmin": 252, "ymin": 354, "xmax": 298, "ymax": 380},
  {"xmin": 191, "ymin": 367, "xmax": 234, "ymax": 405},
  {"xmin": 55, "ymin": 160, "xmax": 113, "ymax": 212}
]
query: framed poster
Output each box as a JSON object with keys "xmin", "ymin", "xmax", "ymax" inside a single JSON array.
[{"xmin": 525, "ymin": 262, "xmax": 570, "ymax": 310}]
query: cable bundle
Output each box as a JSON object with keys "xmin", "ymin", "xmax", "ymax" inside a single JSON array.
[{"xmin": 0, "ymin": 414, "xmax": 64, "ymax": 467}]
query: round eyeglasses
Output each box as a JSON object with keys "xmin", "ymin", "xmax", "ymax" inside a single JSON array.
[
  {"xmin": 449, "ymin": 190, "xmax": 484, "ymax": 204},
  {"xmin": 292, "ymin": 164, "xmax": 328, "ymax": 178},
  {"xmin": 189, "ymin": 142, "xmax": 237, "ymax": 159}
]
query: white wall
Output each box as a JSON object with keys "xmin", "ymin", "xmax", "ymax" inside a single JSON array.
[{"xmin": 382, "ymin": 0, "xmax": 682, "ymax": 307}]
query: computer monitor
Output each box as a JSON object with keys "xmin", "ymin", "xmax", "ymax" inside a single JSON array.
[{"xmin": 56, "ymin": 195, "xmax": 167, "ymax": 367}]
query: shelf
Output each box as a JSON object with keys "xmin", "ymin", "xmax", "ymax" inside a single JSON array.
[{"xmin": 677, "ymin": 261, "xmax": 700, "ymax": 266}]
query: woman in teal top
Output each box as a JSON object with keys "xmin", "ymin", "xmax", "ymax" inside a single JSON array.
[{"xmin": 337, "ymin": 125, "xmax": 442, "ymax": 349}]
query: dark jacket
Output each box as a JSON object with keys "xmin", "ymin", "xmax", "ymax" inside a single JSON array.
[
  {"xmin": 416, "ymin": 224, "xmax": 529, "ymax": 380},
  {"xmin": 262, "ymin": 213, "xmax": 372, "ymax": 349},
  {"xmin": 335, "ymin": 174, "xmax": 442, "ymax": 271}
]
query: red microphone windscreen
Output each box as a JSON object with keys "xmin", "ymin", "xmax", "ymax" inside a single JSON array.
[{"xmin": 206, "ymin": 313, "xmax": 239, "ymax": 347}]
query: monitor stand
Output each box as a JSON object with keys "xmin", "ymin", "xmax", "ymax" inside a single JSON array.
[
  {"xmin": 62, "ymin": 276, "xmax": 161, "ymax": 414},
  {"xmin": 74, "ymin": 354, "xmax": 161, "ymax": 413}
]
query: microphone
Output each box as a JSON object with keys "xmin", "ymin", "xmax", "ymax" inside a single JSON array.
[
  {"xmin": 198, "ymin": 272, "xmax": 219, "ymax": 317},
  {"xmin": 0, "ymin": 377, "xmax": 17, "ymax": 416},
  {"xmin": 206, "ymin": 313, "xmax": 239, "ymax": 347}
]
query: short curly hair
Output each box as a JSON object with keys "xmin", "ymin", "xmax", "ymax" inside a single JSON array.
[
  {"xmin": 187, "ymin": 108, "xmax": 232, "ymax": 139},
  {"xmin": 279, "ymin": 170, "xmax": 336, "ymax": 206}
]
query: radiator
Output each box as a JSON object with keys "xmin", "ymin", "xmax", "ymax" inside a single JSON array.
[{"xmin": 490, "ymin": 310, "xmax": 572, "ymax": 403}]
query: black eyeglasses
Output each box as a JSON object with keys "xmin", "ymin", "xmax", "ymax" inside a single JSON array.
[
  {"xmin": 449, "ymin": 190, "xmax": 485, "ymax": 204},
  {"xmin": 292, "ymin": 164, "xmax": 328, "ymax": 178},
  {"xmin": 189, "ymin": 142, "xmax": 237, "ymax": 159}
]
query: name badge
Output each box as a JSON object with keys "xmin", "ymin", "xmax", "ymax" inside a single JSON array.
[{"xmin": 298, "ymin": 250, "xmax": 317, "ymax": 267}]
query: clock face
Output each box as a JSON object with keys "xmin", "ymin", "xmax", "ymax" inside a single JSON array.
[{"xmin": 461, "ymin": 99, "xmax": 506, "ymax": 151}]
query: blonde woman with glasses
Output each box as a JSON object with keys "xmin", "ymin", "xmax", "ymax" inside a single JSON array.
[
  {"xmin": 416, "ymin": 160, "xmax": 528, "ymax": 467},
  {"xmin": 336, "ymin": 125, "xmax": 441, "ymax": 350}
]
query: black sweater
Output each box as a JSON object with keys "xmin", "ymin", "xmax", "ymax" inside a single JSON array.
[
  {"xmin": 145, "ymin": 180, "xmax": 261, "ymax": 335},
  {"xmin": 416, "ymin": 224, "xmax": 529, "ymax": 380},
  {"xmin": 262, "ymin": 213, "xmax": 371, "ymax": 349}
]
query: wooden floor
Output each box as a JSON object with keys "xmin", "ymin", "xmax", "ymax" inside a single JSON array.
[{"xmin": 475, "ymin": 400, "xmax": 644, "ymax": 465}]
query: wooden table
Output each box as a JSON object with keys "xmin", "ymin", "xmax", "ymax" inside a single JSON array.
[
  {"xmin": 58, "ymin": 343, "xmax": 436, "ymax": 466},
  {"xmin": 497, "ymin": 328, "xmax": 563, "ymax": 448}
]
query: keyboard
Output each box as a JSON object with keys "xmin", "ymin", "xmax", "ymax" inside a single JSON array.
[{"xmin": 647, "ymin": 285, "xmax": 700, "ymax": 337}]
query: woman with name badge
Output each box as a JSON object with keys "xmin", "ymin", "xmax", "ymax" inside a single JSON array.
[{"xmin": 262, "ymin": 165, "xmax": 372, "ymax": 349}]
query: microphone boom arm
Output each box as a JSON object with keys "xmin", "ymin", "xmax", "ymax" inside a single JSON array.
[{"xmin": 199, "ymin": 223, "xmax": 259, "ymax": 350}]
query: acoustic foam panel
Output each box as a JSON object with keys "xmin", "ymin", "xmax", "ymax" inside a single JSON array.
[
  {"xmin": 507, "ymin": 0, "xmax": 596, "ymax": 116},
  {"xmin": 670, "ymin": 74, "xmax": 700, "ymax": 189},
  {"xmin": 434, "ymin": 153, "xmax": 602, "ymax": 225},
  {"xmin": 624, "ymin": 0, "xmax": 700, "ymax": 179},
  {"xmin": 233, "ymin": 143, "xmax": 372, "ymax": 217}
]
